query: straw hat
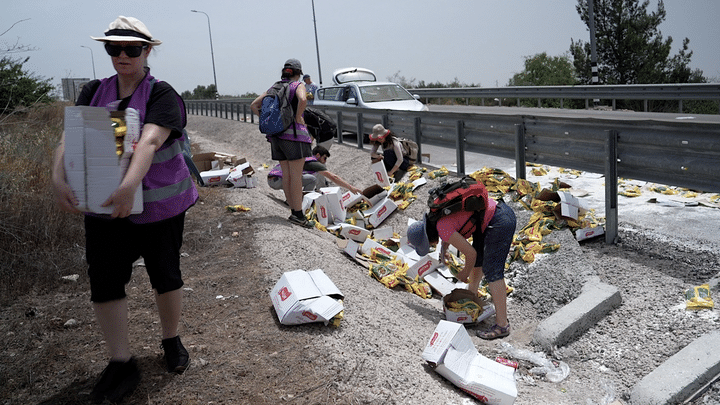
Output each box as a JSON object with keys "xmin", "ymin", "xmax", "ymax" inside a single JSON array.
[
  {"xmin": 91, "ymin": 16, "xmax": 162, "ymax": 45},
  {"xmin": 369, "ymin": 124, "xmax": 390, "ymax": 142}
]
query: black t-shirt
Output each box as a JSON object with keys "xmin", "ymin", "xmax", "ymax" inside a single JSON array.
[
  {"xmin": 303, "ymin": 160, "xmax": 327, "ymax": 173},
  {"xmin": 76, "ymin": 78, "xmax": 184, "ymax": 140}
]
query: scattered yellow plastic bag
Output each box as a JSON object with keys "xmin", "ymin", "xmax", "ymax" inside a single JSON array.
[
  {"xmin": 225, "ymin": 204, "xmax": 250, "ymax": 212},
  {"xmin": 685, "ymin": 284, "xmax": 714, "ymax": 310}
]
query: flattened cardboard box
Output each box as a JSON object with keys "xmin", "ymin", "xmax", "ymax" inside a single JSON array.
[
  {"xmin": 422, "ymin": 320, "xmax": 517, "ymax": 404},
  {"xmin": 270, "ymin": 269, "xmax": 344, "ymax": 325},
  {"xmin": 64, "ymin": 106, "xmax": 142, "ymax": 214}
]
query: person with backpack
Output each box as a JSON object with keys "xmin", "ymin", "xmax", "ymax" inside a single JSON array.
[
  {"xmin": 406, "ymin": 178, "xmax": 516, "ymax": 340},
  {"xmin": 251, "ymin": 59, "xmax": 314, "ymax": 228},
  {"xmin": 51, "ymin": 16, "xmax": 197, "ymax": 403},
  {"xmin": 369, "ymin": 124, "xmax": 410, "ymax": 182}
]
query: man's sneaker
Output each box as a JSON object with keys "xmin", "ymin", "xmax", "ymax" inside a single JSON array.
[
  {"xmin": 89, "ymin": 357, "xmax": 140, "ymax": 404},
  {"xmin": 161, "ymin": 335, "xmax": 190, "ymax": 374}
]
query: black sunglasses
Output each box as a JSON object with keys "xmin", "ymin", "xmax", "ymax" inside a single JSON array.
[{"xmin": 104, "ymin": 43, "xmax": 148, "ymax": 58}]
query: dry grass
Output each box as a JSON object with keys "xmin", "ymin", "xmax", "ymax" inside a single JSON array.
[{"xmin": 0, "ymin": 101, "xmax": 86, "ymax": 306}]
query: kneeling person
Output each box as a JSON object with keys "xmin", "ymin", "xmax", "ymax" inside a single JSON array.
[{"xmin": 267, "ymin": 146, "xmax": 362, "ymax": 194}]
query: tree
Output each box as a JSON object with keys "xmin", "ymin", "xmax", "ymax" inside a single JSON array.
[
  {"xmin": 570, "ymin": 0, "xmax": 698, "ymax": 86},
  {"xmin": 509, "ymin": 52, "xmax": 580, "ymax": 108},
  {"xmin": 1, "ymin": 20, "xmax": 53, "ymax": 114},
  {"xmin": 0, "ymin": 56, "xmax": 54, "ymax": 114},
  {"xmin": 182, "ymin": 84, "xmax": 218, "ymax": 100}
]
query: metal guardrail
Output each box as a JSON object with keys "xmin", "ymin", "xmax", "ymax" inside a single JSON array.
[
  {"xmin": 185, "ymin": 98, "xmax": 720, "ymax": 244},
  {"xmin": 409, "ymin": 83, "xmax": 720, "ymax": 114}
]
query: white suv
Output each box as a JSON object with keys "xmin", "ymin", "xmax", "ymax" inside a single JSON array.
[{"xmin": 313, "ymin": 67, "xmax": 428, "ymax": 112}]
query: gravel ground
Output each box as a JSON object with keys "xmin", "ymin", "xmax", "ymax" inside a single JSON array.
[{"xmin": 186, "ymin": 114, "xmax": 720, "ymax": 404}]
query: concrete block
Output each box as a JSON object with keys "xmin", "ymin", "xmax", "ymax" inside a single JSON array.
[
  {"xmin": 533, "ymin": 277, "xmax": 622, "ymax": 350},
  {"xmin": 630, "ymin": 330, "xmax": 720, "ymax": 405}
]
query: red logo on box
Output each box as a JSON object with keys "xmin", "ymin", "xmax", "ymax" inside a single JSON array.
[
  {"xmin": 375, "ymin": 172, "xmax": 383, "ymax": 182},
  {"xmin": 278, "ymin": 286, "xmax": 291, "ymax": 301},
  {"xmin": 377, "ymin": 205, "xmax": 387, "ymax": 216},
  {"xmin": 456, "ymin": 316, "xmax": 468, "ymax": 322},
  {"xmin": 429, "ymin": 332, "xmax": 439, "ymax": 346},
  {"xmin": 342, "ymin": 194, "xmax": 351, "ymax": 202},
  {"xmin": 349, "ymin": 229, "xmax": 361, "ymax": 235},
  {"xmin": 418, "ymin": 261, "xmax": 432, "ymax": 277},
  {"xmin": 302, "ymin": 311, "xmax": 317, "ymax": 320},
  {"xmin": 320, "ymin": 206, "xmax": 327, "ymax": 218},
  {"xmin": 209, "ymin": 176, "xmax": 221, "ymax": 183}
]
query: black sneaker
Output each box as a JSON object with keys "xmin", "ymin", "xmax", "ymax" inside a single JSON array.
[
  {"xmin": 89, "ymin": 357, "xmax": 140, "ymax": 404},
  {"xmin": 161, "ymin": 335, "xmax": 190, "ymax": 374}
]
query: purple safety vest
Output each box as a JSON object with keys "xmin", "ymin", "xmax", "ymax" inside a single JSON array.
[{"xmin": 89, "ymin": 73, "xmax": 198, "ymax": 224}]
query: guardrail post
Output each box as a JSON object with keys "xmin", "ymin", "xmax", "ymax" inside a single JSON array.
[
  {"xmin": 678, "ymin": 100, "xmax": 683, "ymax": 114},
  {"xmin": 456, "ymin": 120, "xmax": 465, "ymax": 177},
  {"xmin": 514, "ymin": 124, "xmax": 526, "ymax": 181},
  {"xmin": 605, "ymin": 129, "xmax": 619, "ymax": 244},
  {"xmin": 356, "ymin": 113, "xmax": 364, "ymax": 149},
  {"xmin": 414, "ymin": 117, "xmax": 422, "ymax": 164},
  {"xmin": 336, "ymin": 112, "xmax": 343, "ymax": 145}
]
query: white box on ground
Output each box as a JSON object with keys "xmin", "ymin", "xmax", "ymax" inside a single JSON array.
[
  {"xmin": 340, "ymin": 190, "xmax": 364, "ymax": 210},
  {"xmin": 423, "ymin": 270, "xmax": 458, "ymax": 296},
  {"xmin": 371, "ymin": 160, "xmax": 391, "ymax": 187},
  {"xmin": 360, "ymin": 238, "xmax": 396, "ymax": 258},
  {"xmin": 200, "ymin": 168, "xmax": 232, "ymax": 186},
  {"xmin": 269, "ymin": 269, "xmax": 344, "ymax": 325},
  {"xmin": 64, "ymin": 106, "xmax": 142, "ymax": 214},
  {"xmin": 422, "ymin": 321, "xmax": 517, "ymax": 404},
  {"xmin": 314, "ymin": 193, "xmax": 331, "ymax": 226},
  {"xmin": 406, "ymin": 254, "xmax": 440, "ymax": 280},
  {"xmin": 339, "ymin": 223, "xmax": 371, "ymax": 243},
  {"xmin": 556, "ymin": 191, "xmax": 589, "ymax": 220},
  {"xmin": 365, "ymin": 198, "xmax": 398, "ymax": 228},
  {"xmin": 575, "ymin": 225, "xmax": 604, "ymax": 241},
  {"xmin": 320, "ymin": 187, "xmax": 346, "ymax": 223},
  {"xmin": 372, "ymin": 226, "xmax": 394, "ymax": 241}
]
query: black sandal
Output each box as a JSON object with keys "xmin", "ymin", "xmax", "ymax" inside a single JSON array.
[{"xmin": 476, "ymin": 322, "xmax": 511, "ymax": 340}]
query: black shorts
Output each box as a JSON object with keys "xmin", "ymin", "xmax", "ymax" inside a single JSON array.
[
  {"xmin": 269, "ymin": 137, "xmax": 312, "ymax": 161},
  {"xmin": 85, "ymin": 212, "xmax": 186, "ymax": 302}
]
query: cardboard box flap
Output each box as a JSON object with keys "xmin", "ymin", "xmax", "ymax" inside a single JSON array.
[
  {"xmin": 308, "ymin": 269, "xmax": 344, "ymax": 299},
  {"xmin": 281, "ymin": 295, "xmax": 343, "ymax": 325}
]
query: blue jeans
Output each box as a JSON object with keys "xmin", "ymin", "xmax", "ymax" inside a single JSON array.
[{"xmin": 472, "ymin": 201, "xmax": 516, "ymax": 282}]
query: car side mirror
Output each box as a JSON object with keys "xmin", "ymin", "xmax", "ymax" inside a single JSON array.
[
  {"xmin": 346, "ymin": 97, "xmax": 358, "ymax": 105},
  {"xmin": 413, "ymin": 94, "xmax": 420, "ymax": 100}
]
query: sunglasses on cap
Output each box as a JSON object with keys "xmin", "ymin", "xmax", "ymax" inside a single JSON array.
[{"xmin": 104, "ymin": 43, "xmax": 148, "ymax": 58}]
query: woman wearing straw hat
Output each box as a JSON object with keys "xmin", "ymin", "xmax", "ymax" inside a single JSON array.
[
  {"xmin": 52, "ymin": 16, "xmax": 196, "ymax": 403},
  {"xmin": 369, "ymin": 124, "xmax": 409, "ymax": 183}
]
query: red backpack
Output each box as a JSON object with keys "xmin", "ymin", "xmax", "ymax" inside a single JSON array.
[{"xmin": 427, "ymin": 176, "xmax": 487, "ymax": 223}]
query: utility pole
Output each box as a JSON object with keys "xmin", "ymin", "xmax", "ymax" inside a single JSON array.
[
  {"xmin": 588, "ymin": 0, "xmax": 599, "ymax": 106},
  {"xmin": 311, "ymin": 0, "xmax": 323, "ymax": 86}
]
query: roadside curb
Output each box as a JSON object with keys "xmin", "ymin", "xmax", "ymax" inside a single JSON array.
[
  {"xmin": 532, "ymin": 278, "xmax": 622, "ymax": 351},
  {"xmin": 630, "ymin": 330, "xmax": 720, "ymax": 404}
]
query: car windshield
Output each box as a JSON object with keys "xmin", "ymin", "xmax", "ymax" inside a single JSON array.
[{"xmin": 358, "ymin": 84, "xmax": 415, "ymax": 103}]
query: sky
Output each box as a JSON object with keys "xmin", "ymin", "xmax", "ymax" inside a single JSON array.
[{"xmin": 3, "ymin": 0, "xmax": 719, "ymax": 98}]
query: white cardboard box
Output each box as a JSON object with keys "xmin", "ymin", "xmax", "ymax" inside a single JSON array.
[
  {"xmin": 422, "ymin": 321, "xmax": 517, "ymax": 404},
  {"xmin": 406, "ymin": 254, "xmax": 440, "ymax": 280},
  {"xmin": 575, "ymin": 225, "xmax": 604, "ymax": 241},
  {"xmin": 319, "ymin": 187, "xmax": 346, "ymax": 223},
  {"xmin": 371, "ymin": 160, "xmax": 391, "ymax": 187},
  {"xmin": 365, "ymin": 198, "xmax": 398, "ymax": 228},
  {"xmin": 339, "ymin": 223, "xmax": 371, "ymax": 242},
  {"xmin": 64, "ymin": 106, "xmax": 143, "ymax": 214},
  {"xmin": 200, "ymin": 168, "xmax": 232, "ymax": 186},
  {"xmin": 269, "ymin": 269, "xmax": 344, "ymax": 325}
]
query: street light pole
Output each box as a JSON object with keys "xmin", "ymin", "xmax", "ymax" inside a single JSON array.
[
  {"xmin": 191, "ymin": 9, "xmax": 218, "ymax": 99},
  {"xmin": 80, "ymin": 45, "xmax": 96, "ymax": 80},
  {"xmin": 311, "ymin": 0, "xmax": 323, "ymax": 87}
]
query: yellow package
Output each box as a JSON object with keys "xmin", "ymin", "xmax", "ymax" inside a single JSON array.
[{"xmin": 685, "ymin": 284, "xmax": 714, "ymax": 310}]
